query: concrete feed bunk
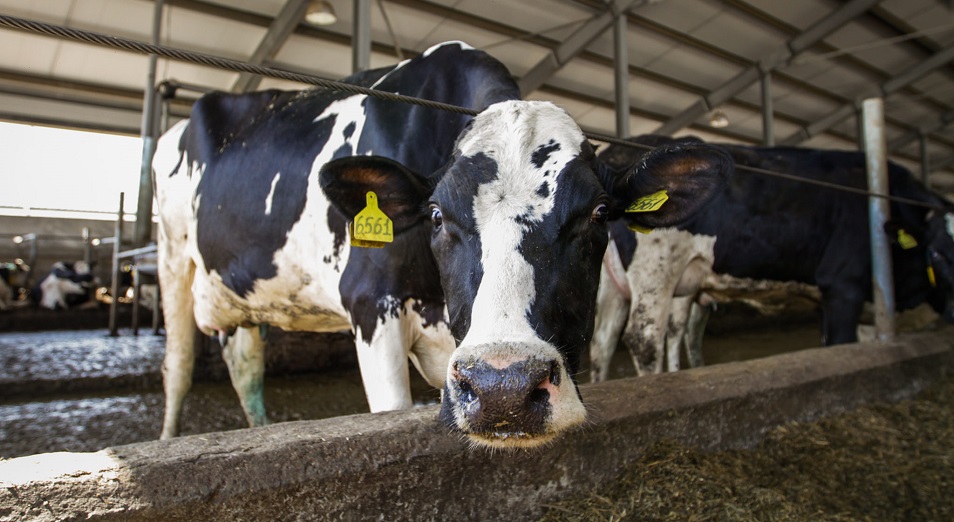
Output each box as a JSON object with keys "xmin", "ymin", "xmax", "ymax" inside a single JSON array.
[{"xmin": 1, "ymin": 328, "xmax": 951, "ymax": 521}]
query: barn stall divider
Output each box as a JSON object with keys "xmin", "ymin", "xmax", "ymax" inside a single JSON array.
[{"xmin": 2, "ymin": 327, "xmax": 950, "ymax": 520}]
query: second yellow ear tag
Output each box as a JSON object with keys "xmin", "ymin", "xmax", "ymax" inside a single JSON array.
[
  {"xmin": 897, "ymin": 229, "xmax": 918, "ymax": 250},
  {"xmin": 627, "ymin": 223, "xmax": 654, "ymax": 234},
  {"xmin": 626, "ymin": 190, "xmax": 669, "ymax": 213},
  {"xmin": 350, "ymin": 191, "xmax": 393, "ymax": 249}
]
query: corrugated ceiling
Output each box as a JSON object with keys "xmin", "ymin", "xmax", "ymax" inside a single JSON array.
[{"xmin": 1, "ymin": 0, "xmax": 953, "ymax": 192}]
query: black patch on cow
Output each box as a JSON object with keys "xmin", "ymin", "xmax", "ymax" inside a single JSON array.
[
  {"xmin": 325, "ymin": 205, "xmax": 349, "ymax": 272},
  {"xmin": 342, "ymin": 121, "xmax": 356, "ymax": 140},
  {"xmin": 536, "ymin": 181, "xmax": 550, "ymax": 198},
  {"xmin": 191, "ymin": 90, "xmax": 340, "ymax": 297},
  {"xmin": 517, "ymin": 156, "xmax": 609, "ymax": 377},
  {"xmin": 531, "ymin": 139, "xmax": 560, "ymax": 169},
  {"xmin": 427, "ymin": 151, "xmax": 501, "ymax": 341}
]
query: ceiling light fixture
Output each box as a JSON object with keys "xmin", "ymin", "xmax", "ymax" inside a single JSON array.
[
  {"xmin": 305, "ymin": 0, "xmax": 337, "ymax": 26},
  {"xmin": 709, "ymin": 110, "xmax": 729, "ymax": 128}
]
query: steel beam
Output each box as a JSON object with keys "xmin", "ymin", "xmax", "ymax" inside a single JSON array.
[
  {"xmin": 781, "ymin": 41, "xmax": 954, "ymax": 145},
  {"xmin": 517, "ymin": 0, "xmax": 640, "ymax": 95},
  {"xmin": 231, "ymin": 0, "xmax": 311, "ymax": 93},
  {"xmin": 653, "ymin": 0, "xmax": 883, "ymax": 136},
  {"xmin": 888, "ymin": 109, "xmax": 954, "ymax": 150}
]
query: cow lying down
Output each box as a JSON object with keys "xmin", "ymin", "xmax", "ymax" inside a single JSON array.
[
  {"xmin": 31, "ymin": 261, "xmax": 98, "ymax": 311},
  {"xmin": 153, "ymin": 42, "xmax": 730, "ymax": 449},
  {"xmin": 590, "ymin": 135, "xmax": 954, "ymax": 381}
]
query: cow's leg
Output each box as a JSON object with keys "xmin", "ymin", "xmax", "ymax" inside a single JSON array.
[
  {"xmin": 222, "ymin": 326, "xmax": 270, "ymax": 427},
  {"xmin": 408, "ymin": 319, "xmax": 455, "ymax": 392},
  {"xmin": 684, "ymin": 299, "xmax": 712, "ymax": 368},
  {"xmin": 159, "ymin": 260, "xmax": 196, "ymax": 439},
  {"xmin": 665, "ymin": 296, "xmax": 694, "ymax": 372},
  {"xmin": 356, "ymin": 312, "xmax": 414, "ymax": 412},
  {"xmin": 819, "ymin": 287, "xmax": 863, "ymax": 345},
  {"xmin": 623, "ymin": 291, "xmax": 670, "ymax": 375},
  {"xmin": 589, "ymin": 264, "xmax": 629, "ymax": 383}
]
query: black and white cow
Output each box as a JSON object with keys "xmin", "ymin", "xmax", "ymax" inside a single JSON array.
[
  {"xmin": 591, "ymin": 135, "xmax": 954, "ymax": 380},
  {"xmin": 154, "ymin": 42, "xmax": 731, "ymax": 448},
  {"xmin": 30, "ymin": 261, "xmax": 97, "ymax": 310}
]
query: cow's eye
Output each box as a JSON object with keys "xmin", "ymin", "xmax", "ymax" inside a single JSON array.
[
  {"xmin": 591, "ymin": 204, "xmax": 609, "ymax": 225},
  {"xmin": 430, "ymin": 206, "xmax": 444, "ymax": 230}
]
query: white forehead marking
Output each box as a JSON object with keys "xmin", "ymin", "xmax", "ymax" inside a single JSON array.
[
  {"xmin": 946, "ymin": 213, "xmax": 954, "ymax": 239},
  {"xmin": 458, "ymin": 101, "xmax": 584, "ymax": 346}
]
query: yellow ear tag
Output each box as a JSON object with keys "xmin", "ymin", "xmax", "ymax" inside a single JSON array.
[
  {"xmin": 349, "ymin": 191, "xmax": 393, "ymax": 249},
  {"xmin": 927, "ymin": 266, "xmax": 936, "ymax": 287},
  {"xmin": 626, "ymin": 190, "xmax": 669, "ymax": 213},
  {"xmin": 627, "ymin": 223, "xmax": 654, "ymax": 234},
  {"xmin": 897, "ymin": 229, "xmax": 918, "ymax": 250}
]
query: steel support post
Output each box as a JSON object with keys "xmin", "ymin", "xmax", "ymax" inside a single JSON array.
[
  {"xmin": 862, "ymin": 98, "xmax": 896, "ymax": 342},
  {"xmin": 761, "ymin": 71, "xmax": 774, "ymax": 146},
  {"xmin": 919, "ymin": 131, "xmax": 930, "ymax": 186},
  {"xmin": 353, "ymin": 0, "xmax": 371, "ymax": 73},
  {"xmin": 613, "ymin": 13, "xmax": 630, "ymax": 138},
  {"xmin": 135, "ymin": 0, "xmax": 163, "ymax": 246}
]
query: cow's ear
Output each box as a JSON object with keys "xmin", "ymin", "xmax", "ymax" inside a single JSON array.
[
  {"xmin": 320, "ymin": 156, "xmax": 433, "ymax": 233},
  {"xmin": 608, "ymin": 142, "xmax": 732, "ymax": 229}
]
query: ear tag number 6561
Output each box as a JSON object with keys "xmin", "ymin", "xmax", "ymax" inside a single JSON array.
[{"xmin": 350, "ymin": 191, "xmax": 393, "ymax": 249}]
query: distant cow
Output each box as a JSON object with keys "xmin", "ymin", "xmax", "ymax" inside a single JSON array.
[
  {"xmin": 154, "ymin": 42, "xmax": 730, "ymax": 448},
  {"xmin": 591, "ymin": 135, "xmax": 954, "ymax": 380},
  {"xmin": 0, "ymin": 261, "xmax": 28, "ymax": 310},
  {"xmin": 30, "ymin": 261, "xmax": 97, "ymax": 310}
]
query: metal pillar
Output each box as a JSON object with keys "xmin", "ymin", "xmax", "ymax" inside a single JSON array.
[
  {"xmin": 761, "ymin": 71, "xmax": 774, "ymax": 146},
  {"xmin": 919, "ymin": 131, "xmax": 931, "ymax": 186},
  {"xmin": 861, "ymin": 98, "xmax": 896, "ymax": 342},
  {"xmin": 613, "ymin": 12, "xmax": 630, "ymax": 138},
  {"xmin": 353, "ymin": 0, "xmax": 371, "ymax": 73},
  {"xmin": 135, "ymin": 0, "xmax": 163, "ymax": 247},
  {"xmin": 109, "ymin": 193, "xmax": 125, "ymax": 337}
]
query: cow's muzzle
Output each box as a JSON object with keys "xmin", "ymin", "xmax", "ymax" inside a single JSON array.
[{"xmin": 439, "ymin": 343, "xmax": 585, "ymax": 449}]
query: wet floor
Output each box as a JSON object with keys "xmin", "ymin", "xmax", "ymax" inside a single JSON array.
[{"xmin": 0, "ymin": 309, "xmax": 823, "ymax": 459}]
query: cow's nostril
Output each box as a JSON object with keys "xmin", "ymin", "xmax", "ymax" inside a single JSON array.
[
  {"xmin": 548, "ymin": 360, "xmax": 560, "ymax": 386},
  {"xmin": 458, "ymin": 379, "xmax": 476, "ymax": 403},
  {"xmin": 528, "ymin": 387, "xmax": 549, "ymax": 405}
]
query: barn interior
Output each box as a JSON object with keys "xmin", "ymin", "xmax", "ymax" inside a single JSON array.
[{"xmin": 1, "ymin": 0, "xmax": 953, "ymax": 463}]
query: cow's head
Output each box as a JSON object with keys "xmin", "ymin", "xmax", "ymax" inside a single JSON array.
[{"xmin": 321, "ymin": 100, "xmax": 731, "ymax": 449}]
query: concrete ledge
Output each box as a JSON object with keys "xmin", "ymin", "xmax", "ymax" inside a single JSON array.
[{"xmin": 2, "ymin": 328, "xmax": 951, "ymax": 521}]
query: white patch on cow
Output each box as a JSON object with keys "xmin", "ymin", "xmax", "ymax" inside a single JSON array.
[
  {"xmin": 623, "ymin": 227, "xmax": 716, "ymax": 375},
  {"xmin": 946, "ymin": 212, "xmax": 954, "ymax": 240},
  {"xmin": 353, "ymin": 297, "xmax": 455, "ymax": 412},
  {"xmin": 423, "ymin": 40, "xmax": 473, "ymax": 57},
  {"xmin": 458, "ymin": 100, "xmax": 581, "ymax": 347},
  {"xmin": 264, "ymin": 172, "xmax": 281, "ymax": 216},
  {"xmin": 451, "ymin": 101, "xmax": 588, "ymax": 445},
  {"xmin": 38, "ymin": 272, "xmax": 85, "ymax": 310}
]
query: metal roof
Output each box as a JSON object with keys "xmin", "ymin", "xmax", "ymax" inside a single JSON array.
[{"xmin": 1, "ymin": 0, "xmax": 954, "ymax": 192}]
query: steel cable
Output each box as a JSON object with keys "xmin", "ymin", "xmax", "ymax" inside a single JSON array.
[{"xmin": 0, "ymin": 14, "xmax": 948, "ymax": 212}]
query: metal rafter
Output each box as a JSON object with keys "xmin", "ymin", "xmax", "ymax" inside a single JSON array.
[
  {"xmin": 231, "ymin": 0, "xmax": 311, "ymax": 93},
  {"xmin": 889, "ymin": 110, "xmax": 954, "ymax": 150},
  {"xmin": 652, "ymin": 0, "xmax": 884, "ymax": 136},
  {"xmin": 782, "ymin": 42, "xmax": 954, "ymax": 145},
  {"xmin": 516, "ymin": 0, "xmax": 641, "ymax": 95}
]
